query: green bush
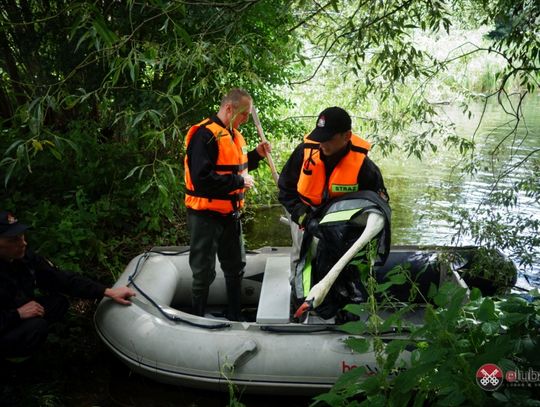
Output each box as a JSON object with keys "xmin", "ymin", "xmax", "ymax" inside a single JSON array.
[{"xmin": 313, "ymin": 257, "xmax": 540, "ymax": 407}]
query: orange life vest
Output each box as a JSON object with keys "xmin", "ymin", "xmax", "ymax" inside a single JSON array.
[
  {"xmin": 184, "ymin": 118, "xmax": 248, "ymax": 214},
  {"xmin": 297, "ymin": 134, "xmax": 371, "ymax": 207}
]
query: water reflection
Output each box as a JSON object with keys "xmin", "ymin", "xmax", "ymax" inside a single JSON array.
[{"xmin": 245, "ymin": 95, "xmax": 540, "ymax": 288}]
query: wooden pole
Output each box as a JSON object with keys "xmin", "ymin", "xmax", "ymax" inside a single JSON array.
[{"xmin": 251, "ymin": 105, "xmax": 279, "ymax": 186}]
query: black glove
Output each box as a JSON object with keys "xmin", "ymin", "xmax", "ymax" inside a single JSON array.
[
  {"xmin": 294, "ymin": 204, "xmax": 311, "ymax": 228},
  {"xmin": 305, "ymin": 217, "xmax": 319, "ymax": 235}
]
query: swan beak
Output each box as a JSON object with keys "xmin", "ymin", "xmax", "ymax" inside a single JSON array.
[{"xmin": 294, "ymin": 299, "xmax": 313, "ymax": 319}]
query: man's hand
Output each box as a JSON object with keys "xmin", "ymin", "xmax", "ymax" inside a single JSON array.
[
  {"xmin": 17, "ymin": 301, "xmax": 45, "ymax": 319},
  {"xmin": 294, "ymin": 204, "xmax": 312, "ymax": 229},
  {"xmin": 104, "ymin": 286, "xmax": 136, "ymax": 305},
  {"xmin": 256, "ymin": 141, "xmax": 271, "ymax": 158},
  {"xmin": 241, "ymin": 172, "xmax": 255, "ymax": 189}
]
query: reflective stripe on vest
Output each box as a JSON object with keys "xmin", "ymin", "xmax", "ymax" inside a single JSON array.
[
  {"xmin": 184, "ymin": 118, "xmax": 248, "ymax": 214},
  {"xmin": 297, "ymin": 134, "xmax": 371, "ymax": 207}
]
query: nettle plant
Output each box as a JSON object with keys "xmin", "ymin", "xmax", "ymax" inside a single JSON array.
[{"xmin": 313, "ymin": 243, "xmax": 540, "ymax": 407}]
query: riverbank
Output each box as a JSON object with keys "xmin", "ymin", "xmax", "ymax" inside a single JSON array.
[{"xmin": 0, "ymin": 301, "xmax": 312, "ymax": 407}]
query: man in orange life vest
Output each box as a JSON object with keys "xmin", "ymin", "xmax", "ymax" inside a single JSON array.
[
  {"xmin": 184, "ymin": 88, "xmax": 270, "ymax": 320},
  {"xmin": 278, "ymin": 106, "xmax": 388, "ymax": 285}
]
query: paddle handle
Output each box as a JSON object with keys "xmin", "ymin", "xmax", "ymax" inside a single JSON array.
[{"xmin": 251, "ymin": 105, "xmax": 279, "ymax": 185}]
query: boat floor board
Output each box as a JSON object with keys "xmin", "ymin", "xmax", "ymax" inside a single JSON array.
[{"xmin": 256, "ymin": 256, "xmax": 291, "ymax": 324}]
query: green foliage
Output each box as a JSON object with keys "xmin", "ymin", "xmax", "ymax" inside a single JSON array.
[
  {"xmin": 1, "ymin": 0, "xmax": 538, "ymax": 277},
  {"xmin": 313, "ymin": 264, "xmax": 540, "ymax": 407},
  {"xmin": 288, "ymin": 0, "xmax": 539, "ymax": 270},
  {"xmin": 1, "ymin": 1, "xmax": 538, "ymax": 404},
  {"xmin": 460, "ymin": 247, "xmax": 519, "ymax": 293},
  {"xmin": 221, "ymin": 364, "xmax": 248, "ymax": 407},
  {"xmin": 481, "ymin": 0, "xmax": 540, "ymax": 94},
  {"xmin": 0, "ymin": 0, "xmax": 304, "ymax": 280},
  {"xmin": 450, "ymin": 175, "xmax": 540, "ymax": 269}
]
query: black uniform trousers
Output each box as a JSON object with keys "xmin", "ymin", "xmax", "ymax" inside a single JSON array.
[
  {"xmin": 187, "ymin": 210, "xmax": 246, "ymax": 301},
  {"xmin": 0, "ymin": 294, "xmax": 69, "ymax": 358}
]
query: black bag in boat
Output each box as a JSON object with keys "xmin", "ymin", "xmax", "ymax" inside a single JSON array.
[{"xmin": 294, "ymin": 191, "xmax": 392, "ymax": 319}]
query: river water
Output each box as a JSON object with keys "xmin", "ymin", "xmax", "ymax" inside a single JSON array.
[{"xmin": 245, "ymin": 94, "xmax": 540, "ymax": 289}]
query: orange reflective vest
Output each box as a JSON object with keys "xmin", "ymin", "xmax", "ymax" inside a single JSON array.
[
  {"xmin": 297, "ymin": 134, "xmax": 371, "ymax": 207},
  {"xmin": 184, "ymin": 118, "xmax": 248, "ymax": 214}
]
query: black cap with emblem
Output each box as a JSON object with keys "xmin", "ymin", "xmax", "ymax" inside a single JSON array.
[
  {"xmin": 307, "ymin": 106, "xmax": 352, "ymax": 143},
  {"xmin": 0, "ymin": 211, "xmax": 29, "ymax": 237}
]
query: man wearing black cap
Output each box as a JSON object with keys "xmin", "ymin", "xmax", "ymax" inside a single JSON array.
[
  {"xmin": 278, "ymin": 106, "xmax": 388, "ymax": 222},
  {"xmin": 0, "ymin": 211, "xmax": 135, "ymax": 358},
  {"xmin": 278, "ymin": 107, "xmax": 388, "ymax": 312}
]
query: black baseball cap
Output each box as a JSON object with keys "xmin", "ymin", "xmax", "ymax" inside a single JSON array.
[
  {"xmin": 0, "ymin": 211, "xmax": 29, "ymax": 237},
  {"xmin": 307, "ymin": 107, "xmax": 352, "ymax": 142}
]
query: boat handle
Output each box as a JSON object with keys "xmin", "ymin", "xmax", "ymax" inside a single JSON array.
[{"xmin": 224, "ymin": 339, "xmax": 258, "ymax": 369}]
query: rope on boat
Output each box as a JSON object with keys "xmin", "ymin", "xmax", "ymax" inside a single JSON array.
[
  {"xmin": 127, "ymin": 249, "xmax": 231, "ymax": 330},
  {"xmin": 260, "ymin": 324, "xmax": 414, "ymax": 335},
  {"xmin": 513, "ymin": 285, "xmax": 532, "ymax": 292}
]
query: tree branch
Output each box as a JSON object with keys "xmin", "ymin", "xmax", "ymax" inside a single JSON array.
[
  {"xmin": 290, "ymin": 0, "xmax": 414, "ymax": 85},
  {"xmin": 287, "ymin": 0, "xmax": 334, "ymax": 33}
]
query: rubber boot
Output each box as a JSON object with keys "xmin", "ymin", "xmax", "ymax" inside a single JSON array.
[
  {"xmin": 225, "ymin": 278, "xmax": 244, "ymax": 321},
  {"xmin": 191, "ymin": 293, "xmax": 207, "ymax": 317}
]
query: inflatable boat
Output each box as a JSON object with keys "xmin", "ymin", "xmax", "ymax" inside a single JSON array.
[{"xmin": 94, "ymin": 244, "xmax": 516, "ymax": 395}]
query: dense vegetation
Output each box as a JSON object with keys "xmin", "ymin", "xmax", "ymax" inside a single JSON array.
[
  {"xmin": 1, "ymin": 0, "xmax": 539, "ymax": 274},
  {"xmin": 1, "ymin": 0, "xmax": 304, "ymax": 277},
  {"xmin": 311, "ymin": 243, "xmax": 540, "ymax": 406},
  {"xmin": 1, "ymin": 0, "xmax": 539, "ymax": 405}
]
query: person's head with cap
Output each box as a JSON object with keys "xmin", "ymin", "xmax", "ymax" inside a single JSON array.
[
  {"xmin": 0, "ymin": 211, "xmax": 29, "ymax": 261},
  {"xmin": 307, "ymin": 107, "xmax": 352, "ymax": 156}
]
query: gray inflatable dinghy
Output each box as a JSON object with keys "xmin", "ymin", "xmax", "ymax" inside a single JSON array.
[{"xmin": 94, "ymin": 242, "xmax": 513, "ymax": 395}]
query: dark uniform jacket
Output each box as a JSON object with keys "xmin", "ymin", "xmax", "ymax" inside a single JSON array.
[
  {"xmin": 278, "ymin": 141, "xmax": 389, "ymax": 225},
  {"xmin": 0, "ymin": 250, "xmax": 106, "ymax": 334}
]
